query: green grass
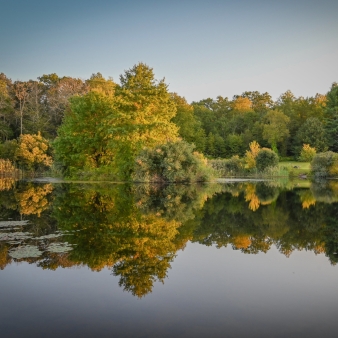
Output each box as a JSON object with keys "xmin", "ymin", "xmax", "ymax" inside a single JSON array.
[{"xmin": 279, "ymin": 161, "xmax": 311, "ymax": 177}]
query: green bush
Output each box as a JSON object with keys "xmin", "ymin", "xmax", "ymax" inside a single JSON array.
[
  {"xmin": 256, "ymin": 148, "xmax": 279, "ymax": 172},
  {"xmin": 0, "ymin": 140, "xmax": 18, "ymax": 162},
  {"xmin": 209, "ymin": 156, "xmax": 244, "ymax": 177},
  {"xmin": 311, "ymin": 151, "xmax": 338, "ymax": 177},
  {"xmin": 133, "ymin": 140, "xmax": 214, "ymax": 183}
]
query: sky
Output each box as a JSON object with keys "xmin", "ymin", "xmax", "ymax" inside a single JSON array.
[{"xmin": 1, "ymin": 0, "xmax": 337, "ymax": 102}]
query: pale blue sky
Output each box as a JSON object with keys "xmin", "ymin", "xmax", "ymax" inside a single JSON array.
[{"xmin": 1, "ymin": 0, "xmax": 337, "ymax": 102}]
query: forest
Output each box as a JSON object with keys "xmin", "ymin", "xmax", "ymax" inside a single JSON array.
[{"xmin": 0, "ymin": 63, "xmax": 338, "ymax": 180}]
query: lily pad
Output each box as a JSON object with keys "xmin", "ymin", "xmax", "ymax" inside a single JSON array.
[
  {"xmin": 47, "ymin": 242, "xmax": 73, "ymax": 253},
  {"xmin": 0, "ymin": 232, "xmax": 32, "ymax": 241},
  {"xmin": 0, "ymin": 220, "xmax": 29, "ymax": 228},
  {"xmin": 9, "ymin": 245, "xmax": 42, "ymax": 259},
  {"xmin": 36, "ymin": 234, "xmax": 62, "ymax": 240}
]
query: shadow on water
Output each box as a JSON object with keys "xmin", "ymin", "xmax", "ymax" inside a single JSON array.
[{"xmin": 1, "ymin": 178, "xmax": 338, "ymax": 297}]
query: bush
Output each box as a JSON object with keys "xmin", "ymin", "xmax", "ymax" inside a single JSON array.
[
  {"xmin": 209, "ymin": 156, "xmax": 244, "ymax": 177},
  {"xmin": 16, "ymin": 133, "xmax": 53, "ymax": 172},
  {"xmin": 256, "ymin": 148, "xmax": 279, "ymax": 172},
  {"xmin": 311, "ymin": 151, "xmax": 338, "ymax": 177},
  {"xmin": 299, "ymin": 144, "xmax": 316, "ymax": 162},
  {"xmin": 133, "ymin": 141, "xmax": 214, "ymax": 183}
]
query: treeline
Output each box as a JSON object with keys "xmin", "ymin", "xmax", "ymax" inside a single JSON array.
[
  {"xmin": 186, "ymin": 86, "xmax": 338, "ymax": 158},
  {"xmin": 1, "ymin": 66, "xmax": 338, "ymax": 166}
]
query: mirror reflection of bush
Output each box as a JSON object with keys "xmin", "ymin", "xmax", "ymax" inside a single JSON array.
[
  {"xmin": 52, "ymin": 184, "xmax": 189, "ymax": 297},
  {"xmin": 2, "ymin": 181, "xmax": 338, "ymax": 294}
]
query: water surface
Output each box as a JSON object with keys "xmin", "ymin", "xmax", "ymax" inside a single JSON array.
[{"xmin": 1, "ymin": 180, "xmax": 338, "ymax": 337}]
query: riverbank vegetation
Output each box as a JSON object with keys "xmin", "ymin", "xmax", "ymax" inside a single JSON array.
[{"xmin": 0, "ymin": 64, "xmax": 338, "ymax": 180}]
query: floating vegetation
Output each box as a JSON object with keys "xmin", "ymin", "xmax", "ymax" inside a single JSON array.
[
  {"xmin": 0, "ymin": 232, "xmax": 32, "ymax": 241},
  {"xmin": 9, "ymin": 245, "xmax": 43, "ymax": 259},
  {"xmin": 35, "ymin": 234, "xmax": 62, "ymax": 240},
  {"xmin": 47, "ymin": 242, "xmax": 73, "ymax": 253},
  {"xmin": 0, "ymin": 220, "xmax": 29, "ymax": 228}
]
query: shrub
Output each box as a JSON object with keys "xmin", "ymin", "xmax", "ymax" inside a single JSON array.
[
  {"xmin": 299, "ymin": 144, "xmax": 316, "ymax": 162},
  {"xmin": 311, "ymin": 151, "xmax": 338, "ymax": 177},
  {"xmin": 256, "ymin": 148, "xmax": 279, "ymax": 172},
  {"xmin": 16, "ymin": 133, "xmax": 53, "ymax": 172},
  {"xmin": 209, "ymin": 156, "xmax": 244, "ymax": 177},
  {"xmin": 133, "ymin": 140, "xmax": 214, "ymax": 183}
]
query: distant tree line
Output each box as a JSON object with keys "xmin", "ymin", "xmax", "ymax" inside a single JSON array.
[{"xmin": 0, "ymin": 66, "xmax": 337, "ymax": 175}]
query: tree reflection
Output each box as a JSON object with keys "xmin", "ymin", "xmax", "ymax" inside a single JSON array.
[
  {"xmin": 1, "ymin": 180, "xmax": 338, "ymax": 296},
  {"xmin": 52, "ymin": 183, "xmax": 221, "ymax": 297}
]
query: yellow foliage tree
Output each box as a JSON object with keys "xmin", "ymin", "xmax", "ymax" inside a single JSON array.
[
  {"xmin": 244, "ymin": 141, "xmax": 261, "ymax": 169},
  {"xmin": 232, "ymin": 97, "xmax": 253, "ymax": 112},
  {"xmin": 15, "ymin": 183, "xmax": 53, "ymax": 216},
  {"xmin": 299, "ymin": 144, "xmax": 316, "ymax": 162},
  {"xmin": 16, "ymin": 132, "xmax": 53, "ymax": 171}
]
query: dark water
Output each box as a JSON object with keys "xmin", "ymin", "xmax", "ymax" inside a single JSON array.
[{"xmin": 1, "ymin": 179, "xmax": 338, "ymax": 337}]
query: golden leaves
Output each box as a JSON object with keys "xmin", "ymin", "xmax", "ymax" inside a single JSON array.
[
  {"xmin": 15, "ymin": 184, "xmax": 53, "ymax": 217},
  {"xmin": 16, "ymin": 133, "xmax": 53, "ymax": 170}
]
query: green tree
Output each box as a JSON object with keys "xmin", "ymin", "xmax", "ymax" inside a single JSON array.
[
  {"xmin": 294, "ymin": 117, "xmax": 327, "ymax": 155},
  {"xmin": 256, "ymin": 148, "xmax": 279, "ymax": 172},
  {"xmin": 54, "ymin": 64, "xmax": 178, "ymax": 180},
  {"xmin": 325, "ymin": 83, "xmax": 338, "ymax": 152},
  {"xmin": 170, "ymin": 93, "xmax": 206, "ymax": 152},
  {"xmin": 53, "ymin": 89, "xmax": 115, "ymax": 176},
  {"xmin": 262, "ymin": 110, "xmax": 290, "ymax": 153},
  {"xmin": 109, "ymin": 63, "xmax": 178, "ymax": 180},
  {"xmin": 0, "ymin": 74, "xmax": 14, "ymax": 140}
]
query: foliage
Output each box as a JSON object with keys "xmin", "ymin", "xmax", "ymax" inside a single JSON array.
[
  {"xmin": 170, "ymin": 93, "xmax": 206, "ymax": 152},
  {"xmin": 325, "ymin": 83, "xmax": 338, "ymax": 152},
  {"xmin": 0, "ymin": 159, "xmax": 16, "ymax": 175},
  {"xmin": 311, "ymin": 151, "xmax": 338, "ymax": 177},
  {"xmin": 244, "ymin": 141, "xmax": 261, "ymax": 169},
  {"xmin": 262, "ymin": 110, "xmax": 290, "ymax": 152},
  {"xmin": 54, "ymin": 63, "xmax": 178, "ymax": 180},
  {"xmin": 15, "ymin": 183, "xmax": 53, "ymax": 216},
  {"xmin": 209, "ymin": 156, "xmax": 244, "ymax": 177},
  {"xmin": 0, "ymin": 139, "xmax": 18, "ymax": 162},
  {"xmin": 53, "ymin": 90, "xmax": 115, "ymax": 177},
  {"xmin": 16, "ymin": 133, "xmax": 53, "ymax": 171},
  {"xmin": 299, "ymin": 144, "xmax": 316, "ymax": 162},
  {"xmin": 256, "ymin": 148, "xmax": 279, "ymax": 172},
  {"xmin": 133, "ymin": 140, "xmax": 213, "ymax": 183},
  {"xmin": 294, "ymin": 117, "xmax": 327, "ymax": 154}
]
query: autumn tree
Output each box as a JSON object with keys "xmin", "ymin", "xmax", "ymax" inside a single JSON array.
[
  {"xmin": 244, "ymin": 141, "xmax": 261, "ymax": 169},
  {"xmin": 54, "ymin": 63, "xmax": 178, "ymax": 180},
  {"xmin": 16, "ymin": 133, "xmax": 53, "ymax": 171}
]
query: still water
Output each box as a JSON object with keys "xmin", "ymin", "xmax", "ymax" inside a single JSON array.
[{"xmin": 1, "ymin": 179, "xmax": 338, "ymax": 337}]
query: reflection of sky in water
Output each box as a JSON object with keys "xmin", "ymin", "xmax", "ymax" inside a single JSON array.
[
  {"xmin": 1, "ymin": 181, "xmax": 338, "ymax": 337},
  {"xmin": 1, "ymin": 243, "xmax": 338, "ymax": 338}
]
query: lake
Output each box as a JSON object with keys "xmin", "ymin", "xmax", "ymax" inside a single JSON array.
[{"xmin": 1, "ymin": 179, "xmax": 338, "ymax": 337}]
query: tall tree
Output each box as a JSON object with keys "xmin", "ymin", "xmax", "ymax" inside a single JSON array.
[
  {"xmin": 262, "ymin": 110, "xmax": 290, "ymax": 153},
  {"xmin": 325, "ymin": 83, "xmax": 338, "ymax": 152},
  {"xmin": 170, "ymin": 93, "xmax": 206, "ymax": 152},
  {"xmin": 111, "ymin": 63, "xmax": 178, "ymax": 179},
  {"xmin": 294, "ymin": 117, "xmax": 328, "ymax": 155}
]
